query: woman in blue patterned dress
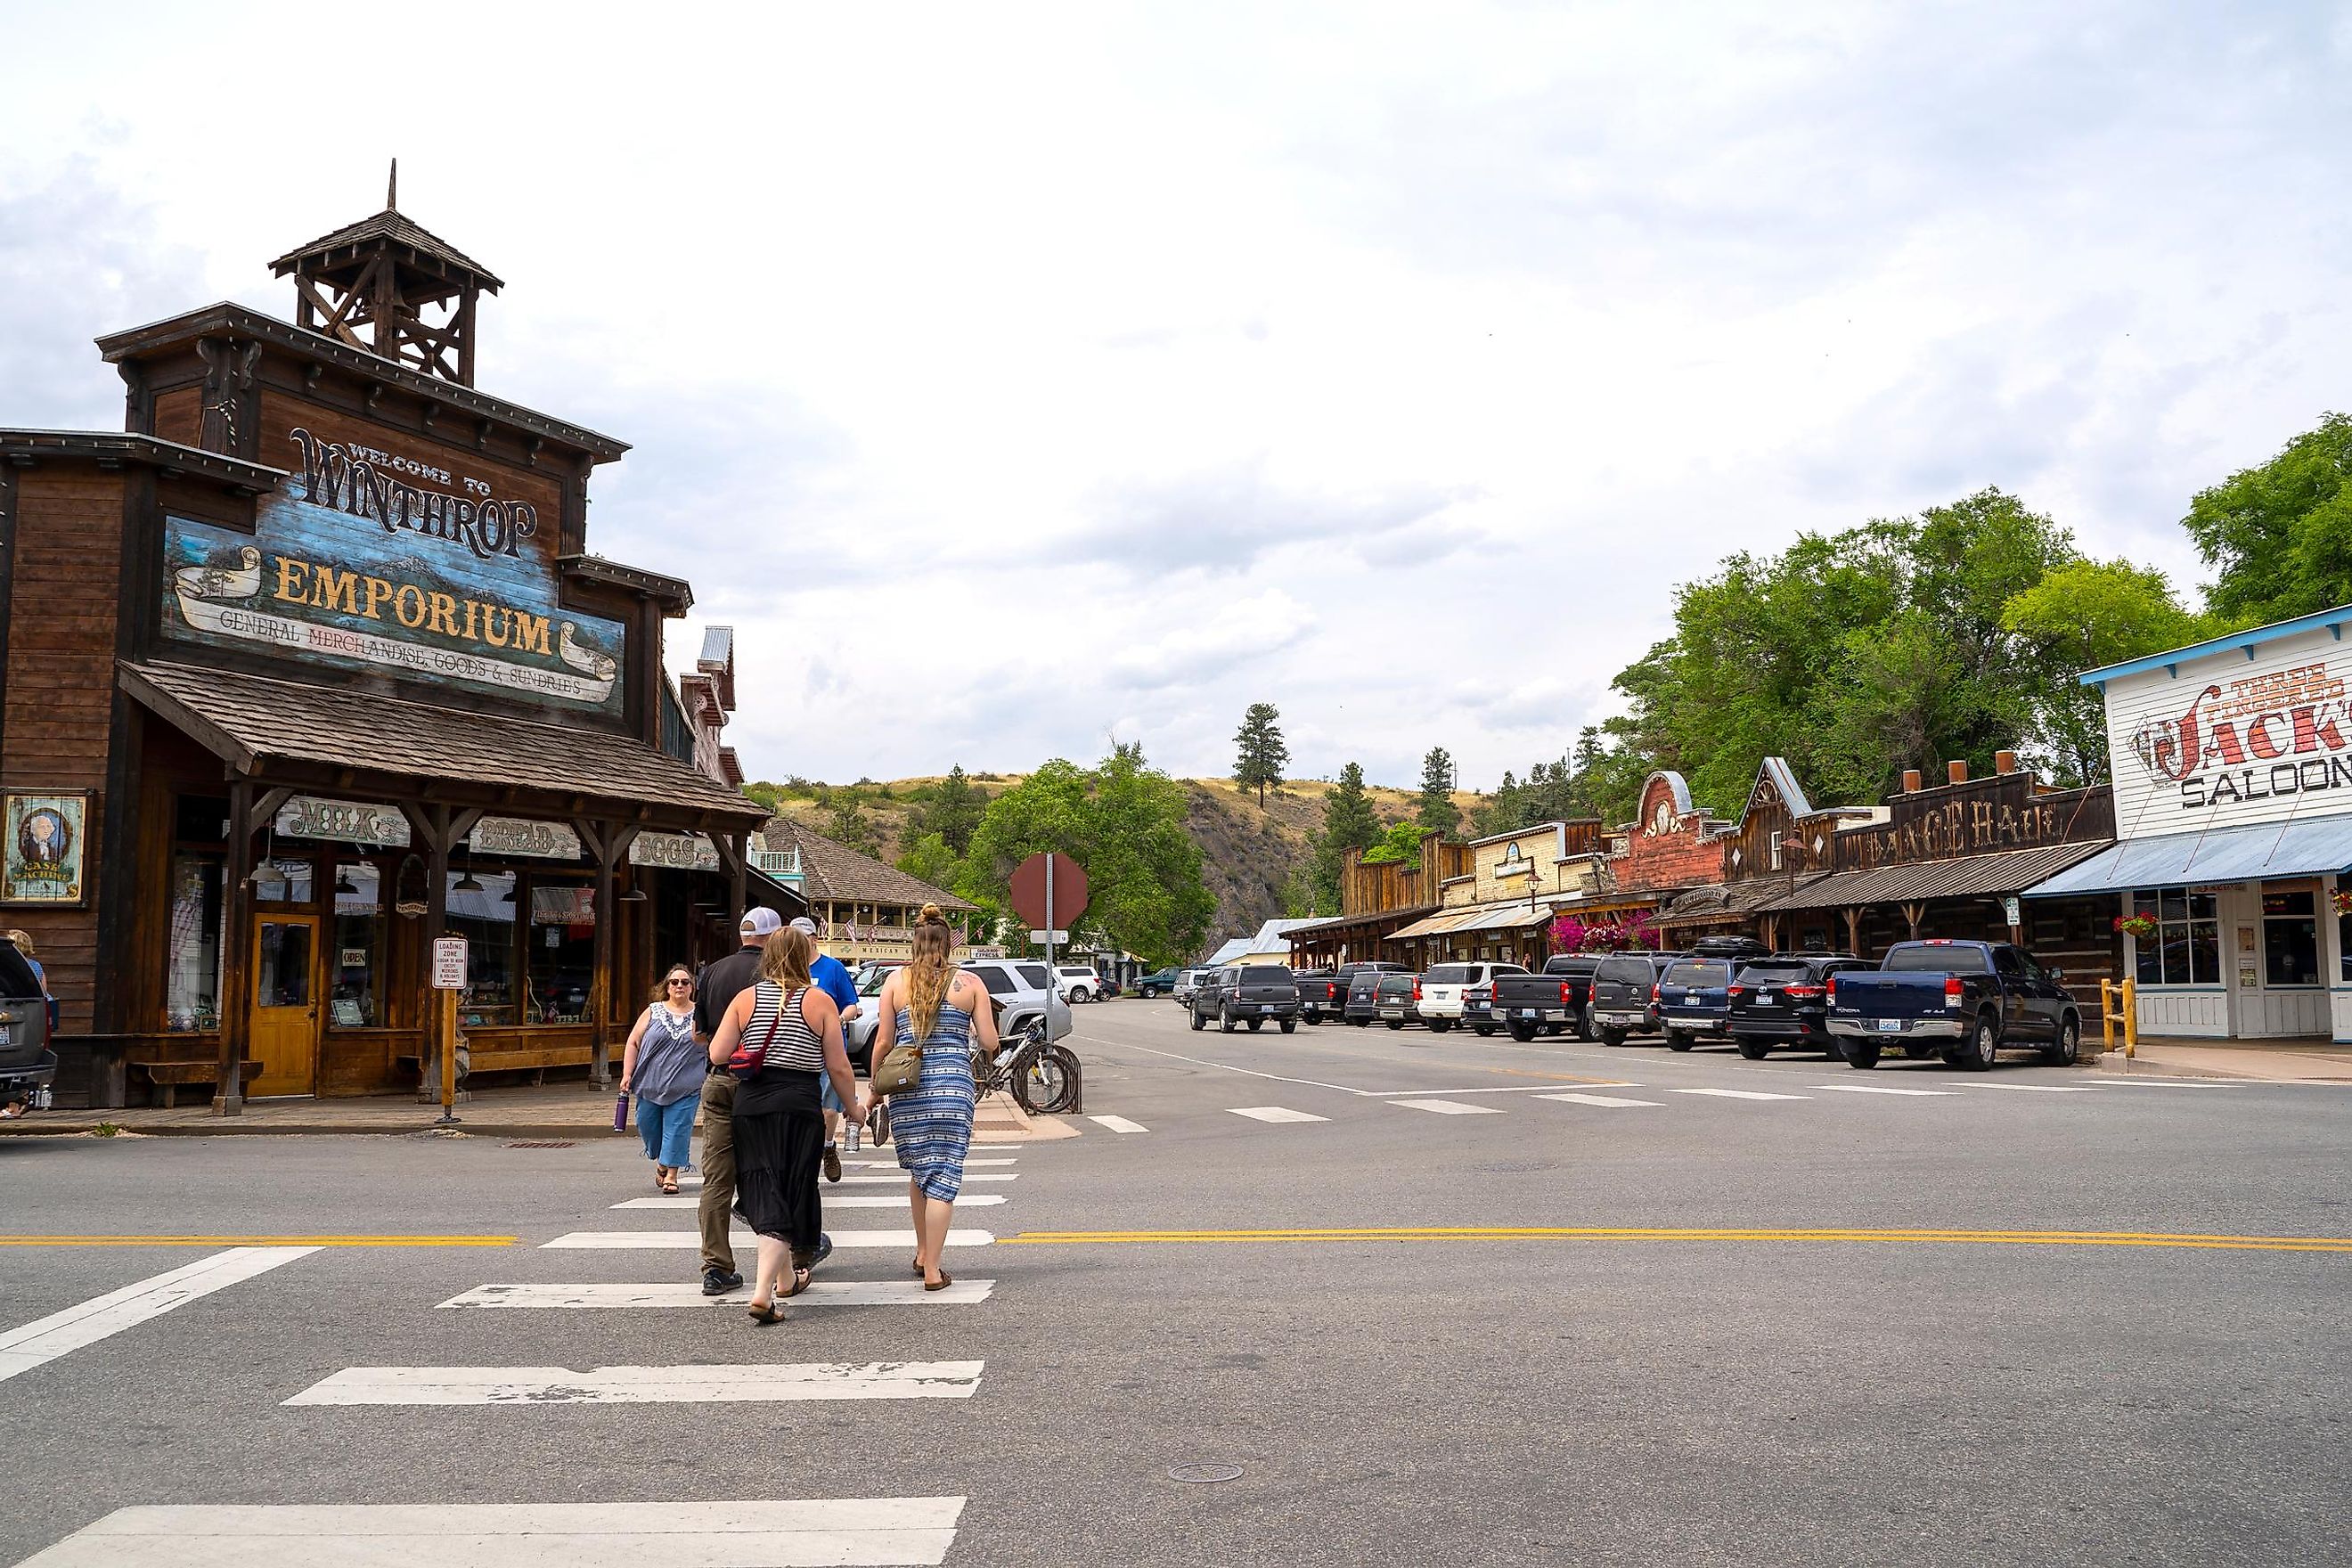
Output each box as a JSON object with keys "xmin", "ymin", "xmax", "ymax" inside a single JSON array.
[{"xmin": 868, "ymin": 905, "xmax": 999, "ymax": 1290}]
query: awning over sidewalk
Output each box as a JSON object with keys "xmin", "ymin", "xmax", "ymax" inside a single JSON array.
[
  {"xmin": 1764, "ymin": 842, "xmax": 2108, "ymax": 912},
  {"xmin": 2025, "ymin": 818, "xmax": 2352, "ymax": 898}
]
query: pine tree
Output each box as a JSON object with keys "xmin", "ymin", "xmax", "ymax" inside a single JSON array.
[
  {"xmin": 911, "ymin": 764, "xmax": 984, "ymax": 854},
  {"xmin": 1308, "ymin": 761, "xmax": 1381, "ymax": 911},
  {"xmin": 1232, "ymin": 702, "xmax": 1290, "ymax": 808},
  {"xmin": 1417, "ymin": 747, "xmax": 1461, "ymax": 836}
]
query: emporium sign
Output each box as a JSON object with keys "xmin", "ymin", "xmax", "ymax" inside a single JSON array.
[
  {"xmin": 159, "ymin": 430, "xmax": 627, "ymax": 715},
  {"xmin": 2111, "ymin": 635, "xmax": 2352, "ymax": 836}
]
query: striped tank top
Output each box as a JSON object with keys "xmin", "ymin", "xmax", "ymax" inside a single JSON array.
[{"xmin": 743, "ymin": 981, "xmax": 825, "ymax": 1073}]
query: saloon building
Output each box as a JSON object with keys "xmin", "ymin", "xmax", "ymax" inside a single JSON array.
[
  {"xmin": 0, "ymin": 196, "xmax": 794, "ymax": 1110},
  {"xmin": 2028, "ymin": 608, "xmax": 2352, "ymax": 1044}
]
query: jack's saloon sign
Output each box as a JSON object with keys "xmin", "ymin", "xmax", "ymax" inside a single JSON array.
[
  {"xmin": 159, "ymin": 429, "xmax": 626, "ymax": 715},
  {"xmin": 2109, "ymin": 626, "xmax": 2352, "ymax": 837}
]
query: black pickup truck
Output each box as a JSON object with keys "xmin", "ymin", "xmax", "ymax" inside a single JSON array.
[
  {"xmin": 1825, "ymin": 939, "xmax": 2082, "ymax": 1071},
  {"xmin": 1190, "ymin": 964, "xmax": 1302, "ymax": 1034},
  {"xmin": 1486, "ymin": 955, "xmax": 1603, "ymax": 1042}
]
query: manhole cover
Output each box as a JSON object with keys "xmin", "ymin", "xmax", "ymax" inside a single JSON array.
[
  {"xmin": 1169, "ymin": 1463, "xmax": 1244, "ymax": 1484},
  {"xmin": 504, "ymin": 1139, "xmax": 576, "ymax": 1149}
]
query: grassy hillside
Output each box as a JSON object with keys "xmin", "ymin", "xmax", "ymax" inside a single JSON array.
[{"xmin": 761, "ymin": 772, "xmax": 1477, "ymax": 950}]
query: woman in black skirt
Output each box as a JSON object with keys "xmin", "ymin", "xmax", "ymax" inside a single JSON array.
[{"xmin": 706, "ymin": 925, "xmax": 862, "ymax": 1322}]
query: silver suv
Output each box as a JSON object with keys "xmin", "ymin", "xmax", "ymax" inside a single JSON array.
[{"xmin": 846, "ymin": 958, "xmax": 1073, "ymax": 1063}]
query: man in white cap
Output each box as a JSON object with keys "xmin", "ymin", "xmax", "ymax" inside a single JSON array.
[
  {"xmin": 790, "ymin": 916, "xmax": 862, "ymax": 1181},
  {"xmin": 690, "ymin": 906, "xmax": 782, "ymax": 1296}
]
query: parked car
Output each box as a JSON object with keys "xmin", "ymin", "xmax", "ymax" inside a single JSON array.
[
  {"xmin": 1292, "ymin": 970, "xmax": 1342, "ymax": 1025},
  {"xmin": 1653, "ymin": 956, "xmax": 1744, "ymax": 1051},
  {"xmin": 1462, "ymin": 980, "xmax": 1496, "ymax": 1033},
  {"xmin": 1131, "ymin": 968, "xmax": 1180, "ymax": 999},
  {"xmin": 1489, "ymin": 954, "xmax": 1605, "ymax": 1041},
  {"xmin": 961, "ymin": 959, "xmax": 1076, "ymax": 1043},
  {"xmin": 1825, "ymin": 940, "xmax": 2083, "ymax": 1071},
  {"xmin": 1374, "ymin": 970, "xmax": 1423, "ymax": 1030},
  {"xmin": 1174, "ymin": 968, "xmax": 1216, "ymax": 1006},
  {"xmin": 1189, "ymin": 963, "xmax": 1301, "ymax": 1033},
  {"xmin": 1416, "ymin": 962, "xmax": 1527, "ymax": 1033},
  {"xmin": 0, "ymin": 940, "xmax": 54, "ymax": 1113},
  {"xmin": 1342, "ymin": 967, "xmax": 1389, "ymax": 1026},
  {"xmin": 1587, "ymin": 951, "xmax": 1685, "ymax": 1045},
  {"xmin": 1053, "ymin": 964, "xmax": 1104, "ymax": 1003},
  {"xmin": 1727, "ymin": 954, "xmax": 1867, "ymax": 1058}
]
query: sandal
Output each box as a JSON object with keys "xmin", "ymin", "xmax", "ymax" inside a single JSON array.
[
  {"xmin": 911, "ymin": 1258, "xmax": 925, "ymax": 1276},
  {"xmin": 654, "ymin": 1167, "xmax": 671, "ymax": 1193},
  {"xmin": 781, "ymin": 1267, "xmax": 812, "ymax": 1299},
  {"xmin": 746, "ymin": 1299, "xmax": 782, "ymax": 1325},
  {"xmin": 659, "ymin": 1175, "xmax": 680, "ymax": 1195},
  {"xmin": 923, "ymin": 1270, "xmax": 954, "ymax": 1293}
]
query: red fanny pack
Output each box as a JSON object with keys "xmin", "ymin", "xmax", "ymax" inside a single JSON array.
[{"xmin": 726, "ymin": 989, "xmax": 788, "ymax": 1080}]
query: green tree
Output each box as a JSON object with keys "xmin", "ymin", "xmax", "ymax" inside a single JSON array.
[
  {"xmin": 824, "ymin": 794, "xmax": 884, "ymax": 858},
  {"xmin": 1232, "ymin": 702, "xmax": 1290, "ymax": 808},
  {"xmin": 1360, "ymin": 821, "xmax": 1431, "ymax": 865},
  {"xmin": 1306, "ymin": 761, "xmax": 1381, "ymax": 911},
  {"xmin": 894, "ymin": 831, "xmax": 962, "ymax": 893},
  {"xmin": 2183, "ymin": 412, "xmax": 2352, "ymax": 626},
  {"xmin": 958, "ymin": 745, "xmax": 1214, "ymax": 965},
  {"xmin": 2000, "ymin": 559, "xmax": 2213, "ymax": 784},
  {"xmin": 908, "ymin": 764, "xmax": 984, "ymax": 855},
  {"xmin": 1416, "ymin": 747, "xmax": 1461, "ymax": 835}
]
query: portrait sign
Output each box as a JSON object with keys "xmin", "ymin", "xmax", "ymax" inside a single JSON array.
[{"xmin": 3, "ymin": 791, "xmax": 93, "ymax": 907}]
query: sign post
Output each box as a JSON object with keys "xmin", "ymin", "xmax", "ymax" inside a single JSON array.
[{"xmin": 431, "ymin": 935, "xmax": 469, "ymax": 1128}]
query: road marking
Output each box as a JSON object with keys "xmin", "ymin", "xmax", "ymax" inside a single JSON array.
[
  {"xmin": 286, "ymin": 1361, "xmax": 985, "ymax": 1406},
  {"xmin": 1088, "ymin": 1115, "xmax": 1148, "ymax": 1133},
  {"xmin": 1083, "ymin": 1035, "xmax": 1639, "ymax": 1096},
  {"xmin": 1956, "ymin": 1083, "xmax": 2104, "ymax": 1092},
  {"xmin": 1389, "ymin": 1098, "xmax": 1506, "ymax": 1115},
  {"xmin": 1809, "ymin": 1083, "xmax": 1953, "ymax": 1097},
  {"xmin": 543, "ymin": 1229, "xmax": 994, "ymax": 1250},
  {"xmin": 1229, "ymin": 1106, "xmax": 1330, "ymax": 1123},
  {"xmin": 678, "ymin": 1162, "xmax": 1016, "ymax": 1184},
  {"xmin": 1002, "ymin": 1227, "xmax": 2352, "ymax": 1254},
  {"xmin": 838, "ymin": 1172, "xmax": 1017, "ymax": 1185},
  {"xmin": 0, "ymin": 1235, "xmax": 512, "ymax": 1247},
  {"xmin": 1535, "ymin": 1092, "xmax": 1662, "ymax": 1108},
  {"xmin": 1670, "ymin": 1088, "xmax": 1810, "ymax": 1102},
  {"xmin": 2075, "ymin": 1078, "xmax": 2243, "ymax": 1089},
  {"xmin": 615, "ymin": 1192, "xmax": 1005, "ymax": 1209},
  {"xmin": 0, "ymin": 1247, "xmax": 316, "ymax": 1384},
  {"xmin": 439, "ymin": 1279, "xmax": 997, "ymax": 1308},
  {"xmin": 14, "ymin": 1499, "xmax": 968, "ymax": 1567}
]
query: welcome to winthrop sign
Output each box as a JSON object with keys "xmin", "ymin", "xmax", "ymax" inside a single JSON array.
[{"xmin": 2106, "ymin": 620, "xmax": 2352, "ymax": 840}]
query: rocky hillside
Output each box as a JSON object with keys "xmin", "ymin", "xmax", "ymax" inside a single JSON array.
[{"xmin": 764, "ymin": 772, "xmax": 1473, "ymax": 957}]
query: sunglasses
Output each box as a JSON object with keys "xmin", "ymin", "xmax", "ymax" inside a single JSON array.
[{"xmin": 666, "ymin": 977, "xmax": 693, "ymax": 986}]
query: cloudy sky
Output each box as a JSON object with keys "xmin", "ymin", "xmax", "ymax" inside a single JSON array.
[{"xmin": 4, "ymin": 3, "xmax": 2348, "ymax": 791}]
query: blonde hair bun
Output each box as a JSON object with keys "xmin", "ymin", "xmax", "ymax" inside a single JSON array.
[{"xmin": 919, "ymin": 902, "xmax": 945, "ymax": 925}]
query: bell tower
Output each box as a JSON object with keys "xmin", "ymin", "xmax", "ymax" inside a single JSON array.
[{"xmin": 270, "ymin": 161, "xmax": 502, "ymax": 386}]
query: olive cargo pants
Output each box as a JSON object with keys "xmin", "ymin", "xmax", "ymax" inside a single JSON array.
[{"xmin": 698, "ymin": 1072, "xmax": 737, "ymax": 1276}]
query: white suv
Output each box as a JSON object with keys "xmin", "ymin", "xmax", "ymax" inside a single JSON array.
[
  {"xmin": 1054, "ymin": 965, "xmax": 1104, "ymax": 1003},
  {"xmin": 1417, "ymin": 962, "xmax": 1528, "ymax": 1032}
]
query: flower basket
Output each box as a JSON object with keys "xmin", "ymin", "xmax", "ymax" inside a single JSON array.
[
  {"xmin": 2332, "ymin": 890, "xmax": 2352, "ymax": 917},
  {"xmin": 2113, "ymin": 914, "xmax": 2157, "ymax": 939}
]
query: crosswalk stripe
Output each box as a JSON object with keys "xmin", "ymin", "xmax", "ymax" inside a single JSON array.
[
  {"xmin": 286, "ymin": 1361, "xmax": 986, "ymax": 1406},
  {"xmin": 0, "ymin": 1247, "xmax": 317, "ymax": 1385},
  {"xmin": 1388, "ymin": 1098, "xmax": 1505, "ymax": 1115},
  {"xmin": 1229, "ymin": 1107, "xmax": 1329, "ymax": 1123},
  {"xmin": 438, "ymin": 1279, "xmax": 997, "ymax": 1309},
  {"xmin": 2072, "ymin": 1079, "xmax": 2241, "ymax": 1089},
  {"xmin": 614, "ymin": 1193, "xmax": 1005, "ymax": 1210},
  {"xmin": 1535, "ymin": 1092, "xmax": 1662, "ymax": 1108},
  {"xmin": 1809, "ymin": 1083, "xmax": 1953, "ymax": 1097},
  {"xmin": 543, "ymin": 1229, "xmax": 994, "ymax": 1250},
  {"xmin": 1670, "ymin": 1088, "xmax": 1811, "ymax": 1102},
  {"xmin": 675, "ymin": 1161, "xmax": 1017, "ymax": 1186},
  {"xmin": 1958, "ymin": 1083, "xmax": 2103, "ymax": 1093},
  {"xmin": 1088, "ymin": 1115, "xmax": 1148, "ymax": 1133},
  {"xmin": 840, "ymin": 1173, "xmax": 1017, "ymax": 1185},
  {"xmin": 14, "ymin": 1499, "xmax": 968, "ymax": 1567}
]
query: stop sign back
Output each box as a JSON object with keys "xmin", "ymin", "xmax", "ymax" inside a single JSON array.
[{"xmin": 1009, "ymin": 852, "xmax": 1089, "ymax": 929}]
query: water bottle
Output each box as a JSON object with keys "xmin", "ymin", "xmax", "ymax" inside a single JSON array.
[{"xmin": 844, "ymin": 1111, "xmax": 862, "ymax": 1154}]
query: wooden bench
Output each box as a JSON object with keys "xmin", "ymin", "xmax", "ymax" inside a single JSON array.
[
  {"xmin": 133, "ymin": 1060, "xmax": 261, "ymax": 1108},
  {"xmin": 398, "ymin": 1044, "xmax": 595, "ymax": 1088}
]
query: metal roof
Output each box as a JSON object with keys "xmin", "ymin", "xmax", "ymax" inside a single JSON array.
[
  {"xmin": 2024, "ymin": 817, "xmax": 2352, "ymax": 898},
  {"xmin": 1762, "ymin": 842, "xmax": 2109, "ymax": 911},
  {"xmin": 2075, "ymin": 604, "xmax": 2352, "ymax": 686}
]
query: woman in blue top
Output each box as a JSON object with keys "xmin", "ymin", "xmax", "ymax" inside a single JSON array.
[
  {"xmin": 870, "ymin": 905, "xmax": 998, "ymax": 1291},
  {"xmin": 619, "ymin": 965, "xmax": 706, "ymax": 1194}
]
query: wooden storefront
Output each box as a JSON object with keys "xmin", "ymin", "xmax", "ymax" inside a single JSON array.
[{"xmin": 0, "ymin": 200, "xmax": 780, "ymax": 1110}]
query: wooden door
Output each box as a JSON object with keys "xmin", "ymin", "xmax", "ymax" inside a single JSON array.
[{"xmin": 250, "ymin": 913, "xmax": 321, "ymax": 1096}]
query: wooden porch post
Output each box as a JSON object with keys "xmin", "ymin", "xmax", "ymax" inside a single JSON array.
[
  {"xmin": 1842, "ymin": 906, "xmax": 1863, "ymax": 958},
  {"xmin": 1902, "ymin": 902, "xmax": 1924, "ymax": 942},
  {"xmin": 402, "ymin": 804, "xmax": 483, "ymax": 1101},
  {"xmin": 214, "ymin": 778, "xmax": 255, "ymax": 1116},
  {"xmin": 575, "ymin": 820, "xmax": 641, "ymax": 1090}
]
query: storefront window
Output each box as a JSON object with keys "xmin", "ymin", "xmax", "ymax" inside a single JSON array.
[
  {"xmin": 2132, "ymin": 891, "xmax": 2219, "ymax": 984},
  {"xmin": 2262, "ymin": 890, "xmax": 2319, "ymax": 986},
  {"xmin": 449, "ymin": 870, "xmax": 519, "ymax": 1025},
  {"xmin": 256, "ymin": 858, "xmax": 315, "ymax": 905},
  {"xmin": 164, "ymin": 853, "xmax": 225, "ymax": 1031},
  {"xmin": 330, "ymin": 862, "xmax": 384, "ymax": 1026},
  {"xmin": 527, "ymin": 880, "xmax": 595, "ymax": 1024}
]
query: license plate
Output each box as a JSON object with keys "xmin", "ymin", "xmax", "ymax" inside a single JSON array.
[
  {"xmin": 0, "ymin": 1025, "xmax": 9, "ymax": 1046},
  {"xmin": 1754, "ymin": 997, "xmax": 1776, "ymax": 1006},
  {"xmin": 1876, "ymin": 1018, "xmax": 1902, "ymax": 1033},
  {"xmin": 1517, "ymin": 1008, "xmax": 1538, "ymax": 1018}
]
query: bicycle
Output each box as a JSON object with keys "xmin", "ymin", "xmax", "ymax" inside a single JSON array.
[{"xmin": 976, "ymin": 1017, "xmax": 1082, "ymax": 1115}]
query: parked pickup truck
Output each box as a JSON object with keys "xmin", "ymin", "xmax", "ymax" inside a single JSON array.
[
  {"xmin": 1416, "ymin": 962, "xmax": 1526, "ymax": 1034},
  {"xmin": 1825, "ymin": 940, "xmax": 2082, "ymax": 1071},
  {"xmin": 1487, "ymin": 955, "xmax": 1603, "ymax": 1042},
  {"xmin": 1191, "ymin": 964, "xmax": 1302, "ymax": 1034}
]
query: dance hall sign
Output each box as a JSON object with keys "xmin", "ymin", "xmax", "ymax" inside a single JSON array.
[
  {"xmin": 159, "ymin": 428, "xmax": 626, "ymax": 715},
  {"xmin": 2106, "ymin": 621, "xmax": 2352, "ymax": 838}
]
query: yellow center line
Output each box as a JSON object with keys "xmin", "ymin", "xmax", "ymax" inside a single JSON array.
[
  {"xmin": 0, "ymin": 1235, "xmax": 519, "ymax": 1247},
  {"xmin": 1004, "ymin": 1227, "xmax": 2352, "ymax": 1254}
]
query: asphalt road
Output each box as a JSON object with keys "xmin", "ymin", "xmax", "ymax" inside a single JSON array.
[{"xmin": 2, "ymin": 1000, "xmax": 2347, "ymax": 1566}]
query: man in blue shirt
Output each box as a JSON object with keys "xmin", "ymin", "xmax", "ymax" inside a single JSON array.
[{"xmin": 791, "ymin": 917, "xmax": 862, "ymax": 1182}]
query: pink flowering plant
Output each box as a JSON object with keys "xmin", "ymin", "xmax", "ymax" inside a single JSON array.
[{"xmin": 1548, "ymin": 912, "xmax": 1662, "ymax": 952}]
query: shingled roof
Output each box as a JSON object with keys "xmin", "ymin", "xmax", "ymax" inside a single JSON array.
[
  {"xmin": 761, "ymin": 816, "xmax": 976, "ymax": 912},
  {"xmin": 269, "ymin": 208, "xmax": 503, "ymax": 290}
]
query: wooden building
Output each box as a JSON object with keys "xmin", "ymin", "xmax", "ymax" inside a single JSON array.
[
  {"xmin": 0, "ymin": 196, "xmax": 787, "ymax": 1111},
  {"xmin": 757, "ymin": 816, "xmax": 975, "ymax": 965},
  {"xmin": 1284, "ymin": 830, "xmax": 1471, "ymax": 969},
  {"xmin": 1387, "ymin": 820, "xmax": 1650, "ymax": 968}
]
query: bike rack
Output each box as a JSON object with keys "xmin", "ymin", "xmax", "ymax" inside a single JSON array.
[{"xmin": 2097, "ymin": 976, "xmax": 2138, "ymax": 1058}]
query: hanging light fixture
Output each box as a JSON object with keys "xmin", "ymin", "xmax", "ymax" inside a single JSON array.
[
  {"xmin": 452, "ymin": 862, "xmax": 484, "ymax": 894},
  {"xmin": 333, "ymin": 866, "xmax": 359, "ymax": 896},
  {"xmin": 249, "ymin": 818, "xmax": 285, "ymax": 890}
]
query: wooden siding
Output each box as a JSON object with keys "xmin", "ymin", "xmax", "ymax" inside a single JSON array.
[
  {"xmin": 1792, "ymin": 772, "xmax": 2111, "ymax": 876},
  {"xmin": 151, "ymin": 386, "xmax": 202, "ymax": 448}
]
